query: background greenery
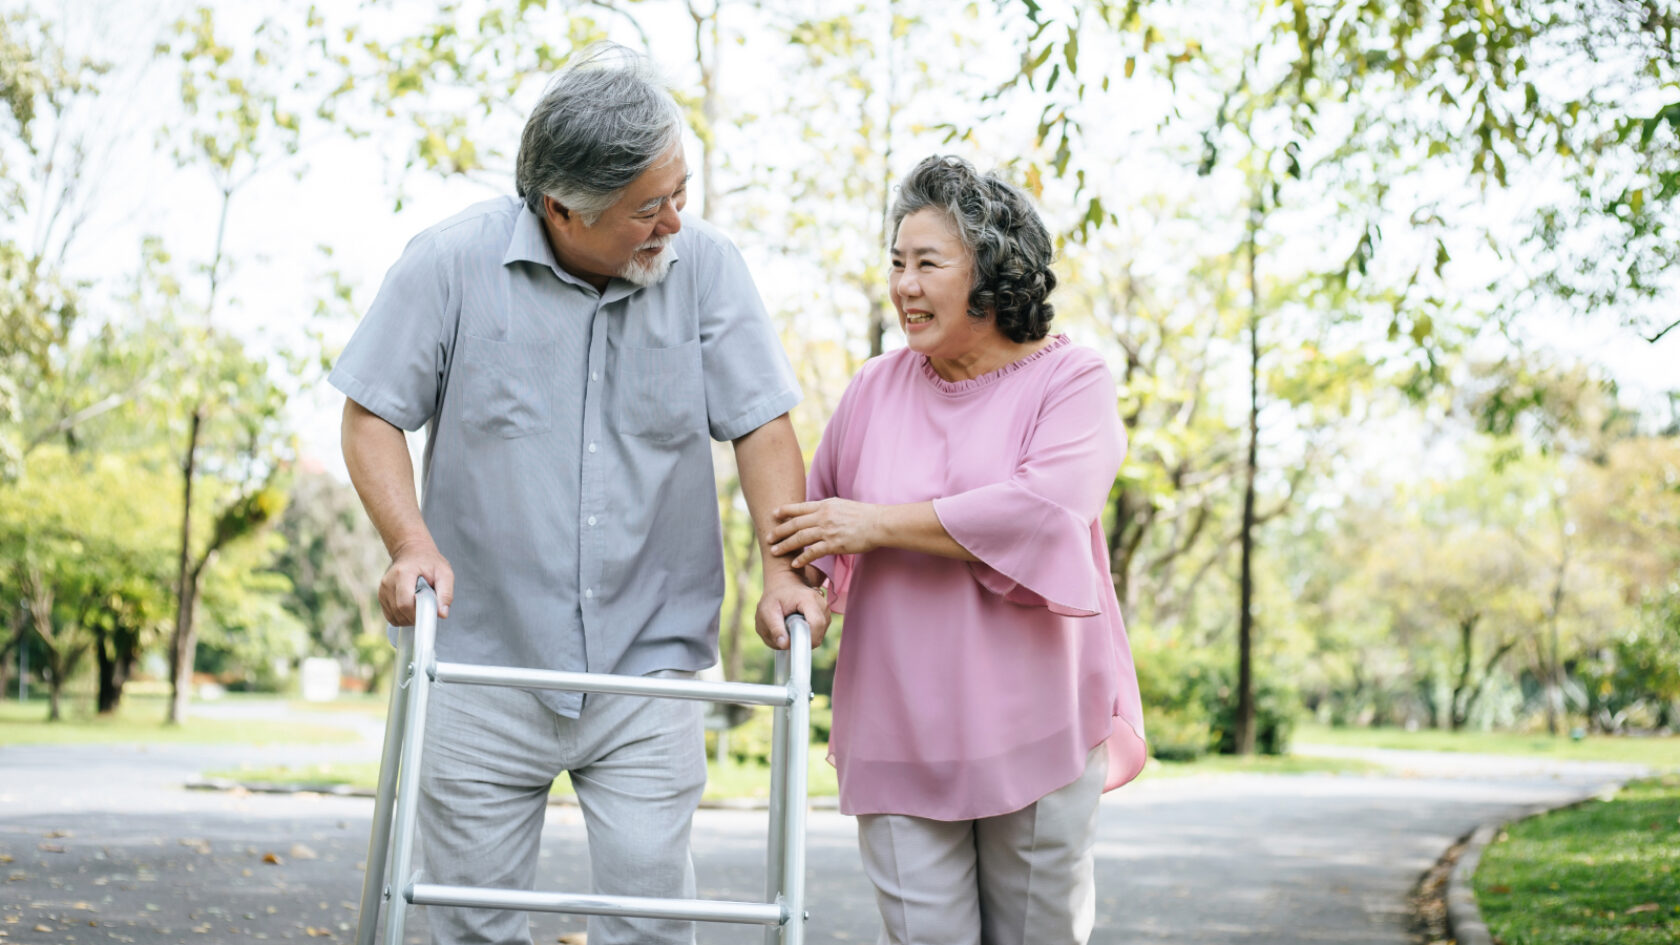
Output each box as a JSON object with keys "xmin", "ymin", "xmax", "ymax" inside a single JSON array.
[{"xmin": 2, "ymin": 1, "xmax": 1677, "ymax": 767}]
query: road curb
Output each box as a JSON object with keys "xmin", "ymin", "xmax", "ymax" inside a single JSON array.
[
  {"xmin": 184, "ymin": 777, "xmax": 841, "ymax": 811},
  {"xmin": 1444, "ymin": 784, "xmax": 1624, "ymax": 945}
]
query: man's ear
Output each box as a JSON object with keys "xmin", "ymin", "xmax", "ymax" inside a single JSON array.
[{"xmin": 543, "ymin": 194, "xmax": 571, "ymax": 224}]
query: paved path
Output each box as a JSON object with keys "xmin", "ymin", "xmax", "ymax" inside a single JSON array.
[{"xmin": 0, "ymin": 707, "xmax": 1648, "ymax": 945}]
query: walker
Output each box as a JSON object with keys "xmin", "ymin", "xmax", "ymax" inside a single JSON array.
[{"xmin": 355, "ymin": 579, "xmax": 813, "ymax": 945}]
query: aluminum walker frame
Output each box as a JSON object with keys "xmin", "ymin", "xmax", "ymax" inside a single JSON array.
[{"xmin": 355, "ymin": 580, "xmax": 813, "ymax": 945}]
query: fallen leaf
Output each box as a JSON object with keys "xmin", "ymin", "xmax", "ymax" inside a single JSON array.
[
  {"xmin": 289, "ymin": 843, "xmax": 318, "ymax": 860},
  {"xmin": 37, "ymin": 843, "xmax": 65, "ymax": 853},
  {"xmin": 1486, "ymin": 884, "xmax": 1512, "ymax": 895},
  {"xmin": 32, "ymin": 927, "xmax": 51, "ymax": 934},
  {"xmin": 304, "ymin": 927, "xmax": 333, "ymax": 937},
  {"xmin": 180, "ymin": 838, "xmax": 212, "ymax": 855},
  {"xmin": 558, "ymin": 934, "xmax": 587, "ymax": 944},
  {"xmin": 0, "ymin": 854, "xmax": 11, "ymax": 863},
  {"xmin": 43, "ymin": 830, "xmax": 72, "ymax": 839},
  {"xmin": 262, "ymin": 853, "xmax": 283, "ymax": 865},
  {"xmin": 1627, "ymin": 902, "xmax": 1660, "ymax": 914}
]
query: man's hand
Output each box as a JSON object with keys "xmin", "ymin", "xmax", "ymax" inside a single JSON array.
[
  {"xmin": 378, "ymin": 539, "xmax": 455, "ymax": 627},
  {"xmin": 769, "ymin": 498, "xmax": 883, "ymax": 570},
  {"xmin": 756, "ymin": 568, "xmax": 829, "ymax": 651}
]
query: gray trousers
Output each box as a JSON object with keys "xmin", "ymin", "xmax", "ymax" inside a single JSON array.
[
  {"xmin": 417, "ymin": 673, "xmax": 706, "ymax": 945},
  {"xmin": 856, "ymin": 746, "xmax": 1106, "ymax": 945}
]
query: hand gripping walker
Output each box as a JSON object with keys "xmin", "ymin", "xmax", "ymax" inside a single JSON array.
[{"xmin": 355, "ymin": 579, "xmax": 814, "ymax": 945}]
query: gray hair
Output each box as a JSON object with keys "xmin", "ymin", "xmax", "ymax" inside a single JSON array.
[
  {"xmin": 890, "ymin": 155, "xmax": 1057, "ymax": 343},
  {"xmin": 516, "ymin": 44, "xmax": 684, "ymax": 225}
]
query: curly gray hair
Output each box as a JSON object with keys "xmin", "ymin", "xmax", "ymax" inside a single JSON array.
[
  {"xmin": 889, "ymin": 155, "xmax": 1057, "ymax": 343},
  {"xmin": 515, "ymin": 44, "xmax": 684, "ymax": 226}
]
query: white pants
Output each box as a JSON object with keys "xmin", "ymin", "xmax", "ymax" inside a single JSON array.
[
  {"xmin": 856, "ymin": 746, "xmax": 1106, "ymax": 945},
  {"xmin": 416, "ymin": 674, "xmax": 707, "ymax": 945}
]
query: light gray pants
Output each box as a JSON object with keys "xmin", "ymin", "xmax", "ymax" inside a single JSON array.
[
  {"xmin": 417, "ymin": 674, "xmax": 707, "ymax": 945},
  {"xmin": 855, "ymin": 746, "xmax": 1106, "ymax": 945}
]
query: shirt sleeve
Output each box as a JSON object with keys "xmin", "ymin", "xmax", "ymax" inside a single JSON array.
[
  {"xmin": 806, "ymin": 370, "xmax": 861, "ymax": 613},
  {"xmin": 328, "ymin": 231, "xmax": 454, "ymax": 431},
  {"xmin": 931, "ymin": 355, "xmax": 1125, "ymax": 616},
  {"xmin": 695, "ymin": 232, "xmax": 802, "ymax": 441}
]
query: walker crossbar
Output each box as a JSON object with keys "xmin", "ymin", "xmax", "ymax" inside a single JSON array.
[
  {"xmin": 407, "ymin": 883, "xmax": 786, "ymax": 924},
  {"xmin": 431, "ymin": 661, "xmax": 793, "ymax": 706},
  {"xmin": 355, "ymin": 578, "xmax": 813, "ymax": 945}
]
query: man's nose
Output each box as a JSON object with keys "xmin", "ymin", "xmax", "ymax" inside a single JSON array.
[{"xmin": 657, "ymin": 200, "xmax": 682, "ymax": 236}]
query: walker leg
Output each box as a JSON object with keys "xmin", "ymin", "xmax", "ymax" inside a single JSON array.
[
  {"xmin": 763, "ymin": 648, "xmax": 790, "ymax": 945},
  {"xmin": 356, "ymin": 628, "xmax": 414, "ymax": 945}
]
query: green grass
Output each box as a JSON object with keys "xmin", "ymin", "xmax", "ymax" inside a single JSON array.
[
  {"xmin": 0, "ymin": 695, "xmax": 362, "ymax": 746},
  {"xmin": 1475, "ymin": 775, "xmax": 1680, "ymax": 945},
  {"xmin": 203, "ymin": 752, "xmax": 842, "ymax": 801},
  {"xmin": 1295, "ymin": 722, "xmax": 1680, "ymax": 767},
  {"xmin": 1140, "ymin": 753, "xmax": 1386, "ymax": 779}
]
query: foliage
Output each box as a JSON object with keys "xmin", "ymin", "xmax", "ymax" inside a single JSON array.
[
  {"xmin": 272, "ymin": 470, "xmax": 389, "ymax": 679},
  {"xmin": 1475, "ymin": 775, "xmax": 1680, "ymax": 945}
]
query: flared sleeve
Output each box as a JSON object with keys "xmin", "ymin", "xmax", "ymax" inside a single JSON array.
[
  {"xmin": 932, "ymin": 355, "xmax": 1125, "ymax": 616},
  {"xmin": 805, "ymin": 367, "xmax": 861, "ymax": 613}
]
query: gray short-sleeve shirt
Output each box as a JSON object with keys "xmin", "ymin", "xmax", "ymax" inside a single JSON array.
[{"xmin": 330, "ymin": 197, "xmax": 801, "ymax": 716}]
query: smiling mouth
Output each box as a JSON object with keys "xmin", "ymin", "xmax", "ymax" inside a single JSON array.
[{"xmin": 905, "ymin": 313, "xmax": 933, "ymax": 324}]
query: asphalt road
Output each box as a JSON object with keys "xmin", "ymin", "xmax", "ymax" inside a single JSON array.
[{"xmin": 0, "ymin": 711, "xmax": 1648, "ymax": 945}]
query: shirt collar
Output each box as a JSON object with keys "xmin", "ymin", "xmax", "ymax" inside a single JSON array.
[{"xmin": 502, "ymin": 201, "xmax": 683, "ymax": 299}]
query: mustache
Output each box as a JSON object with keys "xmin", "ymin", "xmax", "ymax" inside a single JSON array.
[{"xmin": 637, "ymin": 234, "xmax": 674, "ymax": 252}]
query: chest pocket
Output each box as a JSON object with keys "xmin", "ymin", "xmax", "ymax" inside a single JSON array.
[
  {"xmin": 612, "ymin": 338, "xmax": 705, "ymax": 440},
  {"xmin": 456, "ymin": 333, "xmax": 555, "ymax": 439}
]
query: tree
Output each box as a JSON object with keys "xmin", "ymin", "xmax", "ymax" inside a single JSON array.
[
  {"xmin": 154, "ymin": 5, "xmax": 328, "ymax": 723},
  {"xmin": 0, "ymin": 9, "xmax": 105, "ymax": 478},
  {"xmin": 0, "ymin": 446, "xmax": 176, "ymax": 718},
  {"xmin": 273, "ymin": 469, "xmax": 388, "ymax": 686}
]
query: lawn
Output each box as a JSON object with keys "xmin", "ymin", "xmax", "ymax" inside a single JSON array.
[
  {"xmin": 1295, "ymin": 721, "xmax": 1680, "ymax": 768},
  {"xmin": 1141, "ymin": 753, "xmax": 1384, "ymax": 779},
  {"xmin": 0, "ymin": 695, "xmax": 362, "ymax": 746},
  {"xmin": 1475, "ymin": 774, "xmax": 1680, "ymax": 945}
]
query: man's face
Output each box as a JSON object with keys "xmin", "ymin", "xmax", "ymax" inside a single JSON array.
[{"xmin": 544, "ymin": 143, "xmax": 688, "ymax": 290}]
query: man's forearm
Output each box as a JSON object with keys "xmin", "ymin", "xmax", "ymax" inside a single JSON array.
[
  {"xmin": 731, "ymin": 413, "xmax": 807, "ymax": 581},
  {"xmin": 342, "ymin": 398, "xmax": 433, "ymax": 556}
]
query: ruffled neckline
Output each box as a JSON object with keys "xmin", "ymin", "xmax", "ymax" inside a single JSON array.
[{"xmin": 918, "ymin": 333, "xmax": 1071, "ymax": 394}]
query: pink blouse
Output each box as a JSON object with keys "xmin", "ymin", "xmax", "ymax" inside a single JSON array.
[{"xmin": 809, "ymin": 335, "xmax": 1148, "ymax": 821}]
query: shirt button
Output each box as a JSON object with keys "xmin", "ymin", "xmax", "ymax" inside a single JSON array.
[
  {"xmin": 587, "ymin": 516, "xmax": 597, "ymax": 526},
  {"xmin": 584, "ymin": 588, "xmax": 594, "ymax": 599},
  {"xmin": 591, "ymin": 371, "xmax": 599, "ymax": 382},
  {"xmin": 587, "ymin": 442, "xmax": 597, "ymax": 453}
]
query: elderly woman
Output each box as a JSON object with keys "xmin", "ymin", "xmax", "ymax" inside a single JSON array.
[{"xmin": 768, "ymin": 155, "xmax": 1148, "ymax": 945}]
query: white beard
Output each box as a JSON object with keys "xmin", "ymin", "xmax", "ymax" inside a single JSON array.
[{"xmin": 617, "ymin": 235, "xmax": 675, "ymax": 287}]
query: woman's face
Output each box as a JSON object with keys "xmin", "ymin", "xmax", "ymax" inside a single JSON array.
[{"xmin": 890, "ymin": 209, "xmax": 984, "ymax": 364}]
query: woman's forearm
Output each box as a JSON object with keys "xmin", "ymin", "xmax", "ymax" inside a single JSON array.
[{"xmin": 871, "ymin": 501, "xmax": 978, "ymax": 561}]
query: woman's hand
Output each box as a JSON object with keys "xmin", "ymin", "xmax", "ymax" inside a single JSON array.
[{"xmin": 770, "ymin": 498, "xmax": 883, "ymax": 569}]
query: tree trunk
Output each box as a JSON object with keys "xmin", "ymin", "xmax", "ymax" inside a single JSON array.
[
  {"xmin": 169, "ymin": 406, "xmax": 204, "ymax": 726},
  {"xmin": 0, "ymin": 616, "xmax": 23, "ymax": 701},
  {"xmin": 94, "ymin": 627, "xmax": 135, "ymax": 715},
  {"xmin": 1451, "ymin": 615, "xmax": 1478, "ymax": 731},
  {"xmin": 1233, "ymin": 193, "xmax": 1262, "ymax": 756},
  {"xmin": 22, "ymin": 567, "xmax": 62, "ymax": 720}
]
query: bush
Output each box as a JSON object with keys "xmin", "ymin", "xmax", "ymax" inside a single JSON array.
[
  {"xmin": 703, "ymin": 694, "xmax": 832, "ymax": 765},
  {"xmin": 1208, "ymin": 674, "xmax": 1297, "ymax": 755},
  {"xmin": 1147, "ymin": 710, "xmax": 1213, "ymax": 761}
]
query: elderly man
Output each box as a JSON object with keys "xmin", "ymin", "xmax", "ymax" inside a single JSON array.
[{"xmin": 331, "ymin": 46, "xmax": 828, "ymax": 945}]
